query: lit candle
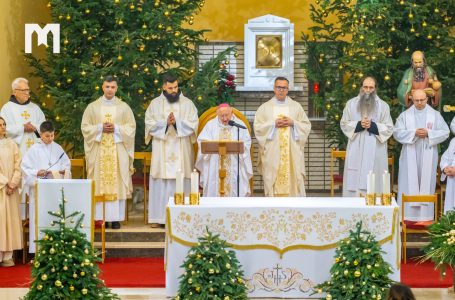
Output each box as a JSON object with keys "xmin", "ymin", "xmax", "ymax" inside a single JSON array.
[
  {"xmin": 191, "ymin": 169, "xmax": 199, "ymax": 194},
  {"xmin": 383, "ymin": 171, "xmax": 390, "ymax": 194},
  {"xmin": 175, "ymin": 169, "xmax": 183, "ymax": 193}
]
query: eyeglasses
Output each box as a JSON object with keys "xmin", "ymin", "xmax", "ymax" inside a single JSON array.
[
  {"xmin": 274, "ymin": 86, "xmax": 288, "ymax": 91},
  {"xmin": 15, "ymin": 89, "xmax": 30, "ymax": 93}
]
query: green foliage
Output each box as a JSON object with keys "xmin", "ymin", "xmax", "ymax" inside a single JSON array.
[
  {"xmin": 175, "ymin": 228, "xmax": 248, "ymax": 300},
  {"xmin": 313, "ymin": 222, "xmax": 394, "ymax": 300},
  {"xmin": 302, "ymin": 0, "xmax": 455, "ymax": 150},
  {"xmin": 184, "ymin": 47, "xmax": 237, "ymax": 115},
  {"xmin": 26, "ymin": 0, "xmax": 208, "ymax": 156},
  {"xmin": 420, "ymin": 210, "xmax": 455, "ymax": 291},
  {"xmin": 23, "ymin": 190, "xmax": 118, "ymax": 300}
]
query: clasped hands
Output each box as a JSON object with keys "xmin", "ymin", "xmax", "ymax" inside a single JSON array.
[
  {"xmin": 415, "ymin": 128, "xmax": 428, "ymax": 138},
  {"xmin": 6, "ymin": 182, "xmax": 17, "ymax": 196},
  {"xmin": 360, "ymin": 117, "xmax": 371, "ymax": 129},
  {"xmin": 275, "ymin": 116, "xmax": 294, "ymax": 128},
  {"xmin": 23, "ymin": 122, "xmax": 37, "ymax": 133},
  {"xmin": 167, "ymin": 112, "xmax": 176, "ymax": 126},
  {"xmin": 102, "ymin": 122, "xmax": 115, "ymax": 133}
]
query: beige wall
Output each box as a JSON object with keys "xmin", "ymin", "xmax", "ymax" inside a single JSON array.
[{"xmin": 0, "ymin": 1, "xmax": 49, "ymax": 107}]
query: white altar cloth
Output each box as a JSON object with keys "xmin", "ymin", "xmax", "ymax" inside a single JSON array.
[{"xmin": 165, "ymin": 197, "xmax": 400, "ymax": 298}]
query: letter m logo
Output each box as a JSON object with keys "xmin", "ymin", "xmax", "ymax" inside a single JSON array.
[{"xmin": 25, "ymin": 24, "xmax": 60, "ymax": 54}]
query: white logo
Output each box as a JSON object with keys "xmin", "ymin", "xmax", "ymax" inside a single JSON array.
[{"xmin": 25, "ymin": 24, "xmax": 60, "ymax": 54}]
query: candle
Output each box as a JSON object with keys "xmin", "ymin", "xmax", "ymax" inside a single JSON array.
[
  {"xmin": 191, "ymin": 169, "xmax": 199, "ymax": 194},
  {"xmin": 383, "ymin": 171, "xmax": 390, "ymax": 194},
  {"xmin": 175, "ymin": 169, "xmax": 183, "ymax": 193},
  {"xmin": 367, "ymin": 171, "xmax": 375, "ymax": 194}
]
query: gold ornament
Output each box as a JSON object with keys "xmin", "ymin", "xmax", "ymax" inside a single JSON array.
[
  {"xmin": 82, "ymin": 29, "xmax": 87, "ymax": 35},
  {"xmin": 450, "ymin": 48, "xmax": 454, "ymax": 54},
  {"xmin": 326, "ymin": 294, "xmax": 332, "ymax": 300},
  {"xmin": 133, "ymin": 64, "xmax": 138, "ymax": 69},
  {"xmin": 95, "ymin": 85, "xmax": 100, "ymax": 91},
  {"xmin": 130, "ymin": 4, "xmax": 135, "ymax": 9},
  {"xmin": 118, "ymin": 19, "xmax": 124, "ymax": 25},
  {"xmin": 47, "ymin": 2, "xmax": 51, "ymax": 8},
  {"xmin": 144, "ymin": 67, "xmax": 149, "ymax": 72},
  {"xmin": 63, "ymin": 39, "xmax": 69, "ymax": 45},
  {"xmin": 70, "ymin": 285, "xmax": 74, "ymax": 291},
  {"xmin": 125, "ymin": 38, "xmax": 130, "ymax": 44},
  {"xmin": 85, "ymin": 9, "xmax": 90, "ymax": 14},
  {"xmin": 410, "ymin": 27, "xmax": 415, "ymax": 33},
  {"xmin": 154, "ymin": 1, "xmax": 160, "ymax": 7},
  {"xmin": 164, "ymin": 11, "xmax": 170, "ymax": 17},
  {"xmin": 435, "ymin": 8, "xmax": 440, "ymax": 13},
  {"xmin": 55, "ymin": 280, "xmax": 62, "ymax": 287},
  {"xmin": 81, "ymin": 71, "xmax": 86, "ymax": 76},
  {"xmin": 354, "ymin": 270, "xmax": 361, "ymax": 277},
  {"xmin": 384, "ymin": 74, "xmax": 390, "ymax": 81},
  {"xmin": 63, "ymin": 266, "xmax": 68, "ymax": 271},
  {"xmin": 224, "ymin": 297, "xmax": 230, "ymax": 300},
  {"xmin": 84, "ymin": 249, "xmax": 89, "ymax": 254},
  {"xmin": 66, "ymin": 14, "xmax": 71, "ymax": 21},
  {"xmin": 391, "ymin": 26, "xmax": 396, "ymax": 32},
  {"xmin": 80, "ymin": 271, "xmax": 86, "ymax": 276},
  {"xmin": 55, "ymin": 115, "xmax": 60, "ymax": 121},
  {"xmin": 41, "ymin": 274, "xmax": 48, "ymax": 281},
  {"xmin": 189, "ymin": 20, "xmax": 194, "ymax": 25},
  {"xmin": 142, "ymin": 24, "xmax": 147, "ymax": 29},
  {"xmin": 50, "ymin": 248, "xmax": 55, "ymax": 254},
  {"xmin": 37, "ymin": 284, "xmax": 43, "ymax": 290},
  {"xmin": 174, "ymin": 31, "xmax": 180, "ymax": 37},
  {"xmin": 114, "ymin": 0, "xmax": 120, "ymax": 3},
  {"xmin": 82, "ymin": 288, "xmax": 88, "ymax": 295},
  {"xmin": 67, "ymin": 78, "xmax": 72, "ymax": 84},
  {"xmin": 153, "ymin": 79, "xmax": 159, "ymax": 84},
  {"xmin": 117, "ymin": 55, "xmax": 123, "ymax": 61},
  {"xmin": 422, "ymin": 21, "xmax": 427, "ymax": 27},
  {"xmin": 58, "ymin": 15, "xmax": 63, "ymax": 20},
  {"xmin": 138, "ymin": 89, "xmax": 144, "ymax": 94},
  {"xmin": 197, "ymin": 96, "xmax": 202, "ymax": 101}
]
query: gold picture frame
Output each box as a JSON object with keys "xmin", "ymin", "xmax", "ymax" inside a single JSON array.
[{"xmin": 256, "ymin": 35, "xmax": 282, "ymax": 69}]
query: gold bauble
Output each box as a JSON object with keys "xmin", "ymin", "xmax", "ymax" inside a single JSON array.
[
  {"xmin": 326, "ymin": 294, "xmax": 332, "ymax": 300},
  {"xmin": 450, "ymin": 48, "xmax": 454, "ymax": 54},
  {"xmin": 95, "ymin": 85, "xmax": 100, "ymax": 91},
  {"xmin": 81, "ymin": 71, "xmax": 86, "ymax": 76},
  {"xmin": 139, "ymin": 45, "xmax": 145, "ymax": 51},
  {"xmin": 58, "ymin": 15, "xmax": 63, "ymax": 20},
  {"xmin": 154, "ymin": 1, "xmax": 160, "ymax": 7},
  {"xmin": 133, "ymin": 64, "xmax": 138, "ymax": 69},
  {"xmin": 164, "ymin": 11, "xmax": 170, "ymax": 17},
  {"xmin": 62, "ymin": 68, "xmax": 67, "ymax": 74},
  {"xmin": 41, "ymin": 274, "xmax": 48, "ymax": 281},
  {"xmin": 434, "ymin": 8, "xmax": 440, "ymax": 13},
  {"xmin": 391, "ymin": 26, "xmax": 396, "ymax": 32},
  {"xmin": 410, "ymin": 27, "xmax": 415, "ymax": 33},
  {"xmin": 118, "ymin": 19, "xmax": 124, "ymax": 25},
  {"xmin": 142, "ymin": 24, "xmax": 147, "ymax": 29},
  {"xmin": 70, "ymin": 285, "xmax": 75, "ymax": 291},
  {"xmin": 49, "ymin": 248, "xmax": 56, "ymax": 254},
  {"xmin": 55, "ymin": 115, "xmax": 60, "ymax": 121},
  {"xmin": 114, "ymin": 0, "xmax": 120, "ymax": 3},
  {"xmin": 384, "ymin": 74, "xmax": 390, "ymax": 81},
  {"xmin": 174, "ymin": 31, "xmax": 180, "ymax": 37},
  {"xmin": 80, "ymin": 271, "xmax": 85, "ymax": 276},
  {"xmin": 138, "ymin": 89, "xmax": 144, "ymax": 94},
  {"xmin": 82, "ymin": 29, "xmax": 87, "ymax": 35},
  {"xmin": 55, "ymin": 280, "xmax": 62, "ymax": 287},
  {"xmin": 84, "ymin": 249, "xmax": 89, "ymax": 254},
  {"xmin": 82, "ymin": 288, "xmax": 88, "ymax": 295},
  {"xmin": 153, "ymin": 79, "xmax": 159, "ymax": 84},
  {"xmin": 37, "ymin": 284, "xmax": 43, "ymax": 290},
  {"xmin": 47, "ymin": 2, "xmax": 51, "ymax": 8},
  {"xmin": 117, "ymin": 55, "xmax": 123, "ymax": 61},
  {"xmin": 130, "ymin": 4, "xmax": 135, "ymax": 9},
  {"xmin": 197, "ymin": 96, "xmax": 202, "ymax": 101},
  {"xmin": 67, "ymin": 78, "xmax": 72, "ymax": 84},
  {"xmin": 66, "ymin": 15, "xmax": 71, "ymax": 21},
  {"xmin": 85, "ymin": 9, "xmax": 90, "ymax": 14},
  {"xmin": 354, "ymin": 270, "xmax": 361, "ymax": 277},
  {"xmin": 189, "ymin": 20, "xmax": 194, "ymax": 25},
  {"xmin": 63, "ymin": 266, "xmax": 68, "ymax": 271},
  {"xmin": 73, "ymin": 273, "xmax": 78, "ymax": 278},
  {"xmin": 352, "ymin": 83, "xmax": 357, "ymax": 89},
  {"xmin": 427, "ymin": 34, "xmax": 433, "ymax": 40},
  {"xmin": 125, "ymin": 38, "xmax": 130, "ymax": 44},
  {"xmin": 63, "ymin": 39, "xmax": 69, "ymax": 45},
  {"xmin": 422, "ymin": 21, "xmax": 427, "ymax": 27}
]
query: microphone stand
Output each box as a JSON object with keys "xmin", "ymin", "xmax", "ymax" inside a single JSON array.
[{"xmin": 42, "ymin": 153, "xmax": 65, "ymax": 179}]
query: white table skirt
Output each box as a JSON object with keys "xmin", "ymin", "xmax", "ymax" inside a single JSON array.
[{"xmin": 165, "ymin": 197, "xmax": 400, "ymax": 298}]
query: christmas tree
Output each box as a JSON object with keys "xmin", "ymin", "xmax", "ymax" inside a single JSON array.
[
  {"xmin": 23, "ymin": 189, "xmax": 118, "ymax": 300},
  {"xmin": 184, "ymin": 47, "xmax": 237, "ymax": 115},
  {"xmin": 420, "ymin": 210, "xmax": 455, "ymax": 293},
  {"xmin": 175, "ymin": 228, "xmax": 248, "ymax": 300},
  {"xmin": 302, "ymin": 0, "xmax": 455, "ymax": 150},
  {"xmin": 26, "ymin": 0, "xmax": 208, "ymax": 156},
  {"xmin": 314, "ymin": 222, "xmax": 393, "ymax": 300}
]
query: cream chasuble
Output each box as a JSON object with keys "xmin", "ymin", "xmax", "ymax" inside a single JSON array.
[
  {"xmin": 254, "ymin": 97, "xmax": 311, "ymax": 197},
  {"xmin": 440, "ymin": 138, "xmax": 455, "ymax": 213},
  {"xmin": 145, "ymin": 93, "xmax": 198, "ymax": 224},
  {"xmin": 195, "ymin": 116, "xmax": 253, "ymax": 197},
  {"xmin": 394, "ymin": 105, "xmax": 449, "ymax": 221},
  {"xmin": 81, "ymin": 97, "xmax": 136, "ymax": 222}
]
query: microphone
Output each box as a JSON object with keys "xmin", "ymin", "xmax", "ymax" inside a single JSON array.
[
  {"xmin": 42, "ymin": 153, "xmax": 65, "ymax": 179},
  {"xmin": 228, "ymin": 120, "xmax": 247, "ymax": 129}
]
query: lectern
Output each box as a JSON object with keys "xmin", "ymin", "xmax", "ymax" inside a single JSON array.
[{"xmin": 201, "ymin": 140, "xmax": 244, "ymax": 197}]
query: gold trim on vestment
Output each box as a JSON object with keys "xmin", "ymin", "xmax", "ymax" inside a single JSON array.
[{"xmin": 274, "ymin": 123, "xmax": 290, "ymax": 195}]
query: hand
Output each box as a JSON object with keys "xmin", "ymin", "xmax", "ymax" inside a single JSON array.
[
  {"xmin": 167, "ymin": 112, "xmax": 176, "ymax": 126},
  {"xmin": 59, "ymin": 170, "xmax": 66, "ymax": 175},
  {"xmin": 275, "ymin": 118, "xmax": 285, "ymax": 128},
  {"xmin": 103, "ymin": 122, "xmax": 115, "ymax": 133},
  {"xmin": 415, "ymin": 128, "xmax": 428, "ymax": 138},
  {"xmin": 24, "ymin": 122, "xmax": 36, "ymax": 133},
  {"xmin": 7, "ymin": 182, "xmax": 17, "ymax": 190},
  {"xmin": 444, "ymin": 167, "xmax": 455, "ymax": 177},
  {"xmin": 6, "ymin": 186, "xmax": 14, "ymax": 196},
  {"xmin": 37, "ymin": 169, "xmax": 50, "ymax": 177},
  {"xmin": 282, "ymin": 117, "xmax": 294, "ymax": 127},
  {"xmin": 361, "ymin": 117, "xmax": 371, "ymax": 129}
]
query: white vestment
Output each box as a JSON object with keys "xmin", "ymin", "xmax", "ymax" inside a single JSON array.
[
  {"xmin": 145, "ymin": 93, "xmax": 198, "ymax": 224},
  {"xmin": 340, "ymin": 96, "xmax": 394, "ymax": 196},
  {"xmin": 440, "ymin": 138, "xmax": 455, "ymax": 213},
  {"xmin": 394, "ymin": 105, "xmax": 449, "ymax": 221},
  {"xmin": 81, "ymin": 97, "xmax": 136, "ymax": 222},
  {"xmin": 195, "ymin": 116, "xmax": 253, "ymax": 197},
  {"xmin": 1, "ymin": 100, "xmax": 45, "ymax": 219},
  {"xmin": 21, "ymin": 141, "xmax": 71, "ymax": 253},
  {"xmin": 450, "ymin": 117, "xmax": 455, "ymax": 135}
]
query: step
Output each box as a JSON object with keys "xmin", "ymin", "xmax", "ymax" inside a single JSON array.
[
  {"xmin": 93, "ymin": 241, "xmax": 165, "ymax": 258},
  {"xmin": 94, "ymin": 242, "xmax": 165, "ymax": 249}
]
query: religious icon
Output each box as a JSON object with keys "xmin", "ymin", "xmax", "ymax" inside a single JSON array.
[{"xmin": 256, "ymin": 35, "xmax": 282, "ymax": 69}]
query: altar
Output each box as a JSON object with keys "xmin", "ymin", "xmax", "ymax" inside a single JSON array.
[{"xmin": 165, "ymin": 197, "xmax": 400, "ymax": 298}]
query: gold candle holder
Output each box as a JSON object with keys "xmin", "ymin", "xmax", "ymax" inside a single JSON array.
[
  {"xmin": 189, "ymin": 193, "xmax": 200, "ymax": 205},
  {"xmin": 381, "ymin": 193, "xmax": 392, "ymax": 206},
  {"xmin": 174, "ymin": 193, "xmax": 184, "ymax": 205},
  {"xmin": 365, "ymin": 193, "xmax": 376, "ymax": 206}
]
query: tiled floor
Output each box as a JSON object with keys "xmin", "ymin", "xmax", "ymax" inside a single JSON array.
[{"xmin": 1, "ymin": 288, "xmax": 455, "ymax": 299}]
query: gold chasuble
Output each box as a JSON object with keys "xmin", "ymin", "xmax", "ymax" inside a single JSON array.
[
  {"xmin": 254, "ymin": 97, "xmax": 311, "ymax": 197},
  {"xmin": 219, "ymin": 127, "xmax": 232, "ymax": 195},
  {"xmin": 98, "ymin": 107, "xmax": 118, "ymax": 200}
]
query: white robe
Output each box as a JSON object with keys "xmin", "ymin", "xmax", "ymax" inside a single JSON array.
[
  {"xmin": 195, "ymin": 116, "xmax": 253, "ymax": 197},
  {"xmin": 394, "ymin": 105, "xmax": 449, "ymax": 221},
  {"xmin": 440, "ymin": 138, "xmax": 455, "ymax": 213},
  {"xmin": 340, "ymin": 96, "xmax": 394, "ymax": 196},
  {"xmin": 450, "ymin": 117, "xmax": 455, "ymax": 135},
  {"xmin": 21, "ymin": 141, "xmax": 71, "ymax": 253},
  {"xmin": 1, "ymin": 100, "xmax": 45, "ymax": 219},
  {"xmin": 145, "ymin": 93, "xmax": 198, "ymax": 224}
]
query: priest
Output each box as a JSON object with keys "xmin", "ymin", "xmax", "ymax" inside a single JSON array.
[
  {"xmin": 22, "ymin": 121, "xmax": 71, "ymax": 253},
  {"xmin": 394, "ymin": 89, "xmax": 449, "ymax": 221},
  {"xmin": 1, "ymin": 77, "xmax": 45, "ymax": 219},
  {"xmin": 440, "ymin": 137, "xmax": 455, "ymax": 213},
  {"xmin": 341, "ymin": 77, "xmax": 394, "ymax": 196},
  {"xmin": 81, "ymin": 76, "xmax": 136, "ymax": 229},
  {"xmin": 145, "ymin": 74, "xmax": 198, "ymax": 227},
  {"xmin": 195, "ymin": 104, "xmax": 253, "ymax": 197},
  {"xmin": 254, "ymin": 77, "xmax": 311, "ymax": 197}
]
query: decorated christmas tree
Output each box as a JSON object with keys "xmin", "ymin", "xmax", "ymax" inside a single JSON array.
[
  {"xmin": 185, "ymin": 47, "xmax": 237, "ymax": 115},
  {"xmin": 314, "ymin": 222, "xmax": 393, "ymax": 300},
  {"xmin": 302, "ymin": 0, "xmax": 455, "ymax": 149},
  {"xmin": 23, "ymin": 190, "xmax": 118, "ymax": 300},
  {"xmin": 420, "ymin": 210, "xmax": 455, "ymax": 293},
  {"xmin": 26, "ymin": 0, "xmax": 208, "ymax": 155},
  {"xmin": 175, "ymin": 228, "xmax": 248, "ymax": 300}
]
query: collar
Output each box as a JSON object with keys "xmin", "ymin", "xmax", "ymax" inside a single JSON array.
[{"xmin": 9, "ymin": 95, "xmax": 31, "ymax": 105}]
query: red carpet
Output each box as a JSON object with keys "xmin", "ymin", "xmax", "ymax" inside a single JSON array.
[
  {"xmin": 0, "ymin": 258, "xmax": 452, "ymax": 288},
  {"xmin": 0, "ymin": 258, "xmax": 165, "ymax": 288}
]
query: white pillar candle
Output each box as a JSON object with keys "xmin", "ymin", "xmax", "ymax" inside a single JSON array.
[
  {"xmin": 383, "ymin": 171, "xmax": 390, "ymax": 194},
  {"xmin": 175, "ymin": 169, "xmax": 183, "ymax": 193},
  {"xmin": 367, "ymin": 171, "xmax": 375, "ymax": 194},
  {"xmin": 191, "ymin": 169, "xmax": 199, "ymax": 194}
]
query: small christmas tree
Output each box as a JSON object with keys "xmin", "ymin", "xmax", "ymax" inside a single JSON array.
[
  {"xmin": 175, "ymin": 228, "xmax": 248, "ymax": 300},
  {"xmin": 420, "ymin": 210, "xmax": 455, "ymax": 293},
  {"xmin": 23, "ymin": 189, "xmax": 118, "ymax": 300},
  {"xmin": 314, "ymin": 222, "xmax": 393, "ymax": 300}
]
